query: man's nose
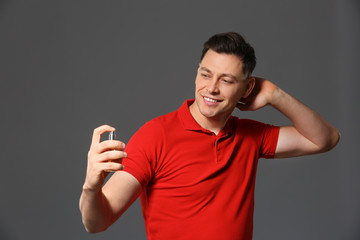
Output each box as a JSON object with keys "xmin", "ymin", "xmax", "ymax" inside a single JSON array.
[{"xmin": 206, "ymin": 79, "xmax": 220, "ymax": 94}]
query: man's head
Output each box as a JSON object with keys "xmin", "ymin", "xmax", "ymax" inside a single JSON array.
[
  {"xmin": 190, "ymin": 32, "xmax": 257, "ymax": 126},
  {"xmin": 200, "ymin": 32, "xmax": 256, "ymax": 78}
]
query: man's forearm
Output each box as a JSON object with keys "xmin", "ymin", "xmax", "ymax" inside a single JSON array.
[
  {"xmin": 79, "ymin": 187, "xmax": 112, "ymax": 233},
  {"xmin": 270, "ymin": 86, "xmax": 340, "ymax": 153}
]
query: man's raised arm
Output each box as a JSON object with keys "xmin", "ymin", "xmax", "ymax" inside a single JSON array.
[
  {"xmin": 79, "ymin": 125, "xmax": 141, "ymax": 233},
  {"xmin": 238, "ymin": 78, "xmax": 340, "ymax": 158}
]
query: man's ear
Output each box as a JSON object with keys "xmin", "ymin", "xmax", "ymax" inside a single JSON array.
[{"xmin": 243, "ymin": 77, "xmax": 255, "ymax": 98}]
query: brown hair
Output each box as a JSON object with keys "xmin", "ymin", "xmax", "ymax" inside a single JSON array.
[{"xmin": 200, "ymin": 32, "xmax": 257, "ymax": 76}]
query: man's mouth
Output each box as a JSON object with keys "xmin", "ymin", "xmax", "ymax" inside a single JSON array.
[
  {"xmin": 203, "ymin": 96, "xmax": 222, "ymax": 103},
  {"xmin": 204, "ymin": 97, "xmax": 217, "ymax": 103}
]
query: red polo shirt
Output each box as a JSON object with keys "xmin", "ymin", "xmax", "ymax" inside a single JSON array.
[{"xmin": 123, "ymin": 99, "xmax": 279, "ymax": 240}]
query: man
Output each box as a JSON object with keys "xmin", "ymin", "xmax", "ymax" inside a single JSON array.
[{"xmin": 79, "ymin": 32, "xmax": 340, "ymax": 239}]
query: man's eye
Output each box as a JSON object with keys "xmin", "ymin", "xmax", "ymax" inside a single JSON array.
[
  {"xmin": 202, "ymin": 74, "xmax": 210, "ymax": 78},
  {"xmin": 222, "ymin": 79, "xmax": 233, "ymax": 84}
]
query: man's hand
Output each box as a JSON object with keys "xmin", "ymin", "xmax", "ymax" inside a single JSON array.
[
  {"xmin": 83, "ymin": 125, "xmax": 127, "ymax": 192},
  {"xmin": 236, "ymin": 77, "xmax": 278, "ymax": 111}
]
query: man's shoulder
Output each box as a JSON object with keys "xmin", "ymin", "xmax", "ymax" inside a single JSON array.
[
  {"xmin": 231, "ymin": 116, "xmax": 265, "ymax": 126},
  {"xmin": 230, "ymin": 116, "xmax": 276, "ymax": 133},
  {"xmin": 137, "ymin": 109, "xmax": 180, "ymax": 135},
  {"xmin": 148, "ymin": 108, "xmax": 179, "ymax": 126}
]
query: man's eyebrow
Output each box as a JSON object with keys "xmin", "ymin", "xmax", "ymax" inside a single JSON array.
[{"xmin": 199, "ymin": 67, "xmax": 211, "ymax": 73}]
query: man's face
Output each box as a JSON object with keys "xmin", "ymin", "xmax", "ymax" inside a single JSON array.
[{"xmin": 194, "ymin": 49, "xmax": 252, "ymax": 121}]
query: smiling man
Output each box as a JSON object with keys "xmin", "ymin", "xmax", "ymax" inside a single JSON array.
[
  {"xmin": 80, "ymin": 32, "xmax": 340, "ymax": 240},
  {"xmin": 190, "ymin": 48, "xmax": 254, "ymax": 135}
]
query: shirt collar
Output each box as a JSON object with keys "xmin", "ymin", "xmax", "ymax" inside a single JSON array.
[{"xmin": 178, "ymin": 99, "xmax": 234, "ymax": 137}]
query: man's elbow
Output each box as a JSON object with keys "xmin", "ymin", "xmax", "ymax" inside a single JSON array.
[
  {"xmin": 84, "ymin": 226, "xmax": 98, "ymax": 234},
  {"xmin": 320, "ymin": 129, "xmax": 341, "ymax": 153},
  {"xmin": 84, "ymin": 227, "xmax": 104, "ymax": 234},
  {"xmin": 81, "ymin": 217, "xmax": 109, "ymax": 234},
  {"xmin": 83, "ymin": 223, "xmax": 108, "ymax": 234}
]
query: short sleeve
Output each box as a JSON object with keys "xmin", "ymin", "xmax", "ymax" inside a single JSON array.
[
  {"xmin": 259, "ymin": 123, "xmax": 280, "ymax": 159},
  {"xmin": 122, "ymin": 120, "xmax": 165, "ymax": 187}
]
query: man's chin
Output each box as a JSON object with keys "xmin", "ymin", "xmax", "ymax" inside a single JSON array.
[
  {"xmin": 201, "ymin": 107, "xmax": 236, "ymax": 120},
  {"xmin": 199, "ymin": 108, "xmax": 226, "ymax": 120}
]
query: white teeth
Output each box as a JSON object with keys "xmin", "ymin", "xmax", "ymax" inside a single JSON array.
[{"xmin": 204, "ymin": 97, "xmax": 217, "ymax": 103}]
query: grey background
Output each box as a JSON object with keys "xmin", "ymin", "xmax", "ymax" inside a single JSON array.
[{"xmin": 0, "ymin": 0, "xmax": 359, "ymax": 239}]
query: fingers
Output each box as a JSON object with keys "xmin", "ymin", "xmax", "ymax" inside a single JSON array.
[
  {"xmin": 84, "ymin": 126, "xmax": 128, "ymax": 191},
  {"xmin": 91, "ymin": 125, "xmax": 116, "ymax": 148},
  {"xmin": 92, "ymin": 140, "xmax": 126, "ymax": 154},
  {"xmin": 102, "ymin": 162, "xmax": 125, "ymax": 172},
  {"xmin": 97, "ymin": 150, "xmax": 127, "ymax": 163},
  {"xmin": 88, "ymin": 125, "xmax": 128, "ymax": 173},
  {"xmin": 237, "ymin": 103, "xmax": 249, "ymax": 111},
  {"xmin": 237, "ymin": 98, "xmax": 250, "ymax": 111}
]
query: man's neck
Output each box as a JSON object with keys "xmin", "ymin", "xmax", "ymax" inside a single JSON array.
[{"xmin": 189, "ymin": 102, "xmax": 230, "ymax": 135}]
